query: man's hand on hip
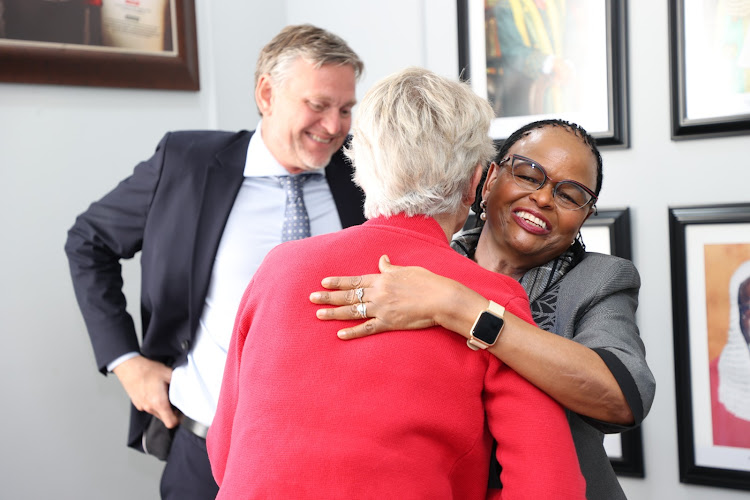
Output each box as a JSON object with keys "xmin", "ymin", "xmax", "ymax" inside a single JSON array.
[{"xmin": 113, "ymin": 355, "xmax": 179, "ymax": 428}]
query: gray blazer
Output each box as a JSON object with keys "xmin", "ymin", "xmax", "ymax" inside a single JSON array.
[{"xmin": 554, "ymin": 252, "xmax": 655, "ymax": 499}]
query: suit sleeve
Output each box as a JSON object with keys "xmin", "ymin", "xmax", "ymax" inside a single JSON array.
[
  {"xmin": 484, "ymin": 356, "xmax": 586, "ymax": 499},
  {"xmin": 569, "ymin": 258, "xmax": 655, "ymax": 433},
  {"xmin": 207, "ymin": 278, "xmax": 255, "ymax": 486},
  {"xmin": 64, "ymin": 133, "xmax": 170, "ymax": 373}
]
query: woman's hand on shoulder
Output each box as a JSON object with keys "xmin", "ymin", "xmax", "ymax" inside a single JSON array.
[{"xmin": 310, "ymin": 255, "xmax": 451, "ymax": 339}]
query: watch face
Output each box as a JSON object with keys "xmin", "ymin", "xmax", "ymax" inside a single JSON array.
[{"xmin": 473, "ymin": 312, "xmax": 504, "ymax": 344}]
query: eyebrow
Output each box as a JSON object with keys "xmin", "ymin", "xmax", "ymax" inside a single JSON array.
[{"xmin": 313, "ymin": 94, "xmax": 357, "ymax": 108}]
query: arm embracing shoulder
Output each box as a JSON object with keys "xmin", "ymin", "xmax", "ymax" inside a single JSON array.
[
  {"xmin": 567, "ymin": 255, "xmax": 656, "ymax": 432},
  {"xmin": 64, "ymin": 133, "xmax": 171, "ymax": 373},
  {"xmin": 485, "ymin": 357, "xmax": 586, "ymax": 498}
]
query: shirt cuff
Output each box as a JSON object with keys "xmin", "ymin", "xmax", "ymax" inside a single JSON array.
[{"xmin": 107, "ymin": 352, "xmax": 140, "ymax": 373}]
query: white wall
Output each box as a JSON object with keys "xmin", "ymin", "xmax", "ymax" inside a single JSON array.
[{"xmin": 1, "ymin": 1, "xmax": 748, "ymax": 499}]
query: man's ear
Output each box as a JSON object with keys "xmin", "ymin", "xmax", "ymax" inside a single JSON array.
[{"xmin": 255, "ymin": 74, "xmax": 274, "ymax": 116}]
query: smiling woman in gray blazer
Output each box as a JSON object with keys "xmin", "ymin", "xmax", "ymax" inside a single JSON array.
[{"xmin": 310, "ymin": 118, "xmax": 655, "ymax": 500}]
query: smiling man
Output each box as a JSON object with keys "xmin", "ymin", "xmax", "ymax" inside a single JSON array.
[
  {"xmin": 65, "ymin": 24, "xmax": 366, "ymax": 500},
  {"xmin": 257, "ymin": 56, "xmax": 357, "ymax": 172}
]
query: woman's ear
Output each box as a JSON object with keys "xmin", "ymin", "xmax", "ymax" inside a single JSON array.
[
  {"xmin": 575, "ymin": 205, "xmax": 597, "ymax": 239},
  {"xmin": 481, "ymin": 162, "xmax": 500, "ymax": 200},
  {"xmin": 583, "ymin": 204, "xmax": 597, "ymax": 223},
  {"xmin": 465, "ymin": 163, "xmax": 484, "ymax": 205}
]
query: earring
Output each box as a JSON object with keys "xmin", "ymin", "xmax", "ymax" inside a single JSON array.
[
  {"xmin": 572, "ymin": 231, "xmax": 585, "ymax": 249},
  {"xmin": 479, "ymin": 199, "xmax": 488, "ymax": 221}
]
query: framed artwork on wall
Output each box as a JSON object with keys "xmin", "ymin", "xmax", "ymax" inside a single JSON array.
[
  {"xmin": 668, "ymin": 0, "xmax": 750, "ymax": 139},
  {"xmin": 670, "ymin": 203, "xmax": 750, "ymax": 491},
  {"xmin": 580, "ymin": 207, "xmax": 645, "ymax": 477},
  {"xmin": 0, "ymin": 0, "xmax": 199, "ymax": 90},
  {"xmin": 456, "ymin": 0, "xmax": 629, "ymax": 147}
]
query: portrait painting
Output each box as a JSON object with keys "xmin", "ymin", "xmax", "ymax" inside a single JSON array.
[
  {"xmin": 669, "ymin": 0, "xmax": 750, "ymax": 138},
  {"xmin": 704, "ymin": 246, "xmax": 750, "ymax": 450},
  {"xmin": 670, "ymin": 203, "xmax": 750, "ymax": 491},
  {"xmin": 457, "ymin": 0, "xmax": 628, "ymax": 145}
]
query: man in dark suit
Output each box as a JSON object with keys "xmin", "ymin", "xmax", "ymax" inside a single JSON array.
[{"xmin": 64, "ymin": 24, "xmax": 365, "ymax": 500}]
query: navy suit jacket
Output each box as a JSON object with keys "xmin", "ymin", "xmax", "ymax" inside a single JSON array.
[{"xmin": 65, "ymin": 130, "xmax": 366, "ymax": 450}]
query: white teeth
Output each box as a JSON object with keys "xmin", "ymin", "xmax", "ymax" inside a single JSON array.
[
  {"xmin": 517, "ymin": 210, "xmax": 548, "ymax": 230},
  {"xmin": 309, "ymin": 134, "xmax": 332, "ymax": 144}
]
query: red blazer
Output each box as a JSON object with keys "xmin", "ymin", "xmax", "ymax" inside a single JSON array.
[{"xmin": 208, "ymin": 215, "xmax": 585, "ymax": 499}]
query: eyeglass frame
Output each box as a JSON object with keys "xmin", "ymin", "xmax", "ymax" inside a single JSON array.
[{"xmin": 496, "ymin": 154, "xmax": 599, "ymax": 211}]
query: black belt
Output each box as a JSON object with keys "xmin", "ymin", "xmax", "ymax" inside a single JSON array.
[{"xmin": 180, "ymin": 414, "xmax": 210, "ymax": 440}]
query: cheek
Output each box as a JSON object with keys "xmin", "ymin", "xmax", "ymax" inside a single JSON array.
[
  {"xmin": 341, "ymin": 116, "xmax": 353, "ymax": 133},
  {"xmin": 556, "ymin": 212, "xmax": 586, "ymax": 240},
  {"xmin": 490, "ymin": 178, "xmax": 520, "ymax": 205},
  {"xmin": 297, "ymin": 109, "xmax": 317, "ymax": 128}
]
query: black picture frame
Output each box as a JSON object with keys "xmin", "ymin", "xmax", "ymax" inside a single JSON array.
[
  {"xmin": 0, "ymin": 0, "xmax": 199, "ymax": 91},
  {"xmin": 457, "ymin": 0, "xmax": 629, "ymax": 147},
  {"xmin": 668, "ymin": 0, "xmax": 750, "ymax": 139},
  {"xmin": 580, "ymin": 207, "xmax": 645, "ymax": 477},
  {"xmin": 669, "ymin": 203, "xmax": 750, "ymax": 491}
]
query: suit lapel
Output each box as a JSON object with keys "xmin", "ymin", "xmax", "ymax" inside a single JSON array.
[
  {"xmin": 326, "ymin": 147, "xmax": 366, "ymax": 228},
  {"xmin": 189, "ymin": 131, "xmax": 251, "ymax": 335}
]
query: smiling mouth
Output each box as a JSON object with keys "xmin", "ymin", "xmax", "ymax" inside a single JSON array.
[
  {"xmin": 516, "ymin": 210, "xmax": 548, "ymax": 230},
  {"xmin": 309, "ymin": 133, "xmax": 333, "ymax": 144}
]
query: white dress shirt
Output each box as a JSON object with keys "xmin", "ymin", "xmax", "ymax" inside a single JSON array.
[{"xmin": 111, "ymin": 121, "xmax": 343, "ymax": 426}]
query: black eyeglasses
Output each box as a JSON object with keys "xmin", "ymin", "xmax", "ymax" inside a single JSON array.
[{"xmin": 498, "ymin": 154, "xmax": 598, "ymax": 211}]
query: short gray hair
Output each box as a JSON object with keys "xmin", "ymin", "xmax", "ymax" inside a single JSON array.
[
  {"xmin": 255, "ymin": 24, "xmax": 364, "ymax": 91},
  {"xmin": 347, "ymin": 67, "xmax": 496, "ymax": 219}
]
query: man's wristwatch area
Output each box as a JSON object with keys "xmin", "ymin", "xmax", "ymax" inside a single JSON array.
[{"xmin": 467, "ymin": 300, "xmax": 505, "ymax": 351}]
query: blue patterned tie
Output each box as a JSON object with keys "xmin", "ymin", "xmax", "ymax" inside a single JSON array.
[{"xmin": 279, "ymin": 174, "xmax": 312, "ymax": 242}]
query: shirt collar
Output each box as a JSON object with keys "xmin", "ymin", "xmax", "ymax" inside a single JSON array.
[{"xmin": 244, "ymin": 120, "xmax": 325, "ymax": 179}]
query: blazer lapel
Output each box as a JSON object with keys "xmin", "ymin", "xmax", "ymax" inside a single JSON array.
[
  {"xmin": 325, "ymin": 146, "xmax": 366, "ymax": 228},
  {"xmin": 188, "ymin": 131, "xmax": 251, "ymax": 335}
]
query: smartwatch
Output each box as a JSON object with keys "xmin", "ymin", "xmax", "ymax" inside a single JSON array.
[{"xmin": 467, "ymin": 300, "xmax": 505, "ymax": 351}]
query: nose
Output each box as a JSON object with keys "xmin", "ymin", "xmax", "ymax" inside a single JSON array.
[
  {"xmin": 320, "ymin": 109, "xmax": 343, "ymax": 136},
  {"xmin": 529, "ymin": 181, "xmax": 555, "ymax": 208}
]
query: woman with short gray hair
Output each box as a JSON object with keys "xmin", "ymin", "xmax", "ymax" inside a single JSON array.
[{"xmin": 208, "ymin": 67, "xmax": 585, "ymax": 498}]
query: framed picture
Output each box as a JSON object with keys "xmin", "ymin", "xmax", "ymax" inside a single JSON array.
[
  {"xmin": 668, "ymin": 0, "xmax": 750, "ymax": 139},
  {"xmin": 0, "ymin": 0, "xmax": 199, "ymax": 90},
  {"xmin": 669, "ymin": 203, "xmax": 750, "ymax": 491},
  {"xmin": 580, "ymin": 207, "xmax": 645, "ymax": 477},
  {"xmin": 456, "ymin": 0, "xmax": 629, "ymax": 147}
]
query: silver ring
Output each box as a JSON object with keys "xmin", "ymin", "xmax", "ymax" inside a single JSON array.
[
  {"xmin": 355, "ymin": 287, "xmax": 365, "ymax": 303},
  {"xmin": 356, "ymin": 302, "xmax": 367, "ymax": 319}
]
